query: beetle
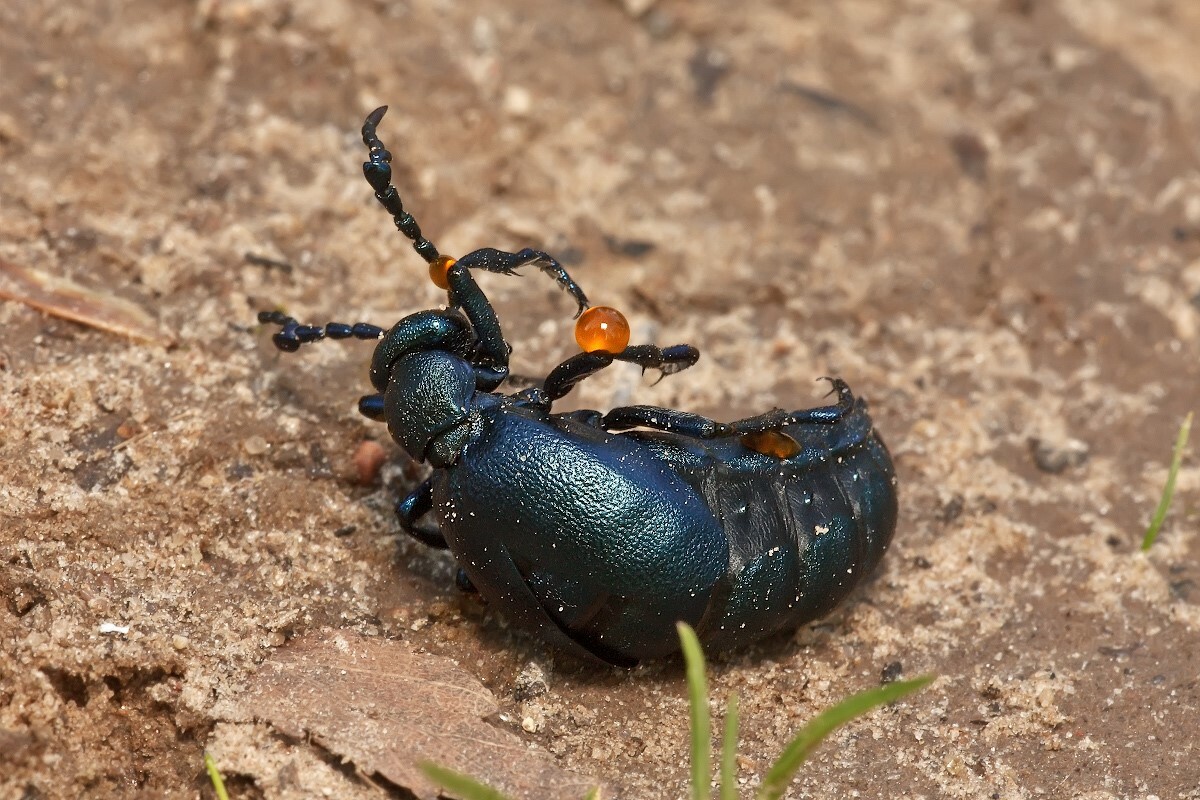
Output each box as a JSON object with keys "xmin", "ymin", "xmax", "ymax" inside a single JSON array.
[{"xmin": 257, "ymin": 106, "xmax": 898, "ymax": 666}]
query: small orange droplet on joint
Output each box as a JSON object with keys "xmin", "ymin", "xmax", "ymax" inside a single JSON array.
[
  {"xmin": 575, "ymin": 306, "xmax": 631, "ymax": 353},
  {"xmin": 429, "ymin": 255, "xmax": 456, "ymax": 290},
  {"xmin": 741, "ymin": 429, "xmax": 801, "ymax": 459}
]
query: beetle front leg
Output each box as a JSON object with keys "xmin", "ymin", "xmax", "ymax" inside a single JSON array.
[
  {"xmin": 443, "ymin": 247, "xmax": 598, "ymax": 390},
  {"xmin": 396, "ymin": 479, "xmax": 449, "ymax": 549},
  {"xmin": 444, "ymin": 262, "xmax": 510, "ymax": 391},
  {"xmin": 455, "ymin": 247, "xmax": 589, "ymax": 317}
]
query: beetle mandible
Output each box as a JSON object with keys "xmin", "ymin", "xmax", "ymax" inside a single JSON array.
[{"xmin": 258, "ymin": 107, "xmax": 898, "ymax": 666}]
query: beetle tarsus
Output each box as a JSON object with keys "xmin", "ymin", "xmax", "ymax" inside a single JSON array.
[
  {"xmin": 729, "ymin": 380, "xmax": 855, "ymax": 434},
  {"xmin": 456, "ymin": 247, "xmax": 590, "ymax": 318}
]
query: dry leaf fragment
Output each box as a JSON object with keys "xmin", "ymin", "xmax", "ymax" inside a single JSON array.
[
  {"xmin": 224, "ymin": 630, "xmax": 600, "ymax": 800},
  {"xmin": 0, "ymin": 257, "xmax": 173, "ymax": 346}
]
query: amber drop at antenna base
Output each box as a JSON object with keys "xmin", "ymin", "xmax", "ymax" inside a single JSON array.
[{"xmin": 429, "ymin": 255, "xmax": 456, "ymax": 290}]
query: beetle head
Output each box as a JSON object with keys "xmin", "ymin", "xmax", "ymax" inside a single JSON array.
[{"xmin": 369, "ymin": 310, "xmax": 474, "ymax": 391}]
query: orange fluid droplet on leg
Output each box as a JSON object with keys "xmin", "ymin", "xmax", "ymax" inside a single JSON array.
[
  {"xmin": 575, "ymin": 306, "xmax": 630, "ymax": 353},
  {"xmin": 740, "ymin": 429, "xmax": 801, "ymax": 459},
  {"xmin": 429, "ymin": 255, "xmax": 456, "ymax": 290}
]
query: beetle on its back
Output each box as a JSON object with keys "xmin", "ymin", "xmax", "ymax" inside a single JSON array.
[{"xmin": 259, "ymin": 107, "xmax": 898, "ymax": 666}]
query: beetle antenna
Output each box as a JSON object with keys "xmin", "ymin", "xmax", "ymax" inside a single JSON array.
[
  {"xmin": 257, "ymin": 310, "xmax": 383, "ymax": 353},
  {"xmin": 361, "ymin": 106, "xmax": 440, "ymax": 265}
]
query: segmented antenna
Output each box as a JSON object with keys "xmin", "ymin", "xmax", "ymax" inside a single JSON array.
[
  {"xmin": 257, "ymin": 310, "xmax": 383, "ymax": 352},
  {"xmin": 361, "ymin": 106, "xmax": 440, "ymax": 264}
]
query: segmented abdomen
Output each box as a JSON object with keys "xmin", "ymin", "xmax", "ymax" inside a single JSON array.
[{"xmin": 649, "ymin": 401, "xmax": 898, "ymax": 650}]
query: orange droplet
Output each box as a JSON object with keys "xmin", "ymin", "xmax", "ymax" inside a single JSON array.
[
  {"xmin": 740, "ymin": 429, "xmax": 801, "ymax": 459},
  {"xmin": 575, "ymin": 306, "xmax": 630, "ymax": 353},
  {"xmin": 429, "ymin": 255, "xmax": 456, "ymax": 290}
]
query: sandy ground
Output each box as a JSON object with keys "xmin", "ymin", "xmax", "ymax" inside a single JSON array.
[{"xmin": 2, "ymin": 1, "xmax": 1199, "ymax": 798}]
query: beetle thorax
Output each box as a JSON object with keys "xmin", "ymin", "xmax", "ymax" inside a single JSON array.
[{"xmin": 384, "ymin": 350, "xmax": 476, "ymax": 467}]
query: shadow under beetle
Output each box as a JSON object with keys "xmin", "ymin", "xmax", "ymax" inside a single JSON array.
[{"xmin": 258, "ymin": 107, "xmax": 898, "ymax": 667}]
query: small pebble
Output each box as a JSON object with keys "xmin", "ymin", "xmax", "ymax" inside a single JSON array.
[
  {"xmin": 353, "ymin": 440, "xmax": 387, "ymax": 484},
  {"xmin": 513, "ymin": 661, "xmax": 550, "ymax": 701},
  {"xmin": 1029, "ymin": 437, "xmax": 1089, "ymax": 473}
]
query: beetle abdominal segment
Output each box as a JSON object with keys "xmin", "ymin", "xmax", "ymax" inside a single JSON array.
[{"xmin": 256, "ymin": 107, "xmax": 899, "ymax": 666}]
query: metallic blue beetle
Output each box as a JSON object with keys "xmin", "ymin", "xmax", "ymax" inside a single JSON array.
[{"xmin": 259, "ymin": 107, "xmax": 898, "ymax": 666}]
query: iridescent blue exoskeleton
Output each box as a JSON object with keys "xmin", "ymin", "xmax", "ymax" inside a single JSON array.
[{"xmin": 258, "ymin": 107, "xmax": 898, "ymax": 666}]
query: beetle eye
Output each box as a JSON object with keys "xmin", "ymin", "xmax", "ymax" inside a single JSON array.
[
  {"xmin": 740, "ymin": 429, "xmax": 801, "ymax": 459},
  {"xmin": 575, "ymin": 305, "xmax": 630, "ymax": 353},
  {"xmin": 429, "ymin": 255, "xmax": 456, "ymax": 289}
]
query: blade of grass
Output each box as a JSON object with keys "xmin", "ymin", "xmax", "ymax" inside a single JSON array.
[
  {"xmin": 755, "ymin": 675, "xmax": 934, "ymax": 800},
  {"xmin": 1142, "ymin": 411, "xmax": 1193, "ymax": 551},
  {"xmin": 204, "ymin": 753, "xmax": 231, "ymax": 800},
  {"xmin": 677, "ymin": 622, "xmax": 711, "ymax": 800},
  {"xmin": 418, "ymin": 762, "xmax": 517, "ymax": 800},
  {"xmin": 718, "ymin": 693, "xmax": 739, "ymax": 800}
]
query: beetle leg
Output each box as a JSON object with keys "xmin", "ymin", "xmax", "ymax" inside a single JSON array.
[
  {"xmin": 443, "ymin": 261, "xmax": 511, "ymax": 391},
  {"xmin": 257, "ymin": 311, "xmax": 384, "ymax": 353},
  {"xmin": 601, "ymin": 405, "xmax": 733, "ymax": 438},
  {"xmin": 542, "ymin": 351, "xmax": 613, "ymax": 401},
  {"xmin": 357, "ymin": 393, "xmax": 385, "ymax": 421},
  {"xmin": 730, "ymin": 378, "xmax": 856, "ymax": 433},
  {"xmin": 507, "ymin": 386, "xmax": 552, "ymax": 412},
  {"xmin": 556, "ymin": 409, "xmax": 605, "ymax": 427},
  {"xmin": 542, "ymin": 344, "xmax": 700, "ymax": 402},
  {"xmin": 455, "ymin": 568, "xmax": 478, "ymax": 594},
  {"xmin": 395, "ymin": 479, "xmax": 449, "ymax": 549},
  {"xmin": 455, "ymin": 247, "xmax": 589, "ymax": 318}
]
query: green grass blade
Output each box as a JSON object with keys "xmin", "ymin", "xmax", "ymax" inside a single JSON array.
[
  {"xmin": 755, "ymin": 675, "xmax": 934, "ymax": 800},
  {"xmin": 677, "ymin": 622, "xmax": 711, "ymax": 800},
  {"xmin": 204, "ymin": 753, "xmax": 231, "ymax": 800},
  {"xmin": 718, "ymin": 692, "xmax": 739, "ymax": 800},
  {"xmin": 1142, "ymin": 411, "xmax": 1193, "ymax": 551},
  {"xmin": 419, "ymin": 762, "xmax": 516, "ymax": 800},
  {"xmin": 584, "ymin": 788, "xmax": 603, "ymax": 800}
]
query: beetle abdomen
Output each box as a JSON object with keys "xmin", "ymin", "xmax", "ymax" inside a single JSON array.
[
  {"xmin": 632, "ymin": 396, "xmax": 897, "ymax": 652},
  {"xmin": 708, "ymin": 431, "xmax": 896, "ymax": 649}
]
